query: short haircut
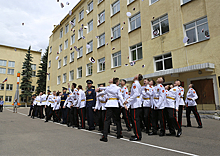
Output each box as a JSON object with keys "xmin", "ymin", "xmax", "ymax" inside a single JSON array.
[
  {"xmin": 144, "ymin": 78, "xmax": 149, "ymax": 81},
  {"xmin": 138, "ymin": 74, "xmax": 143, "ymax": 81},
  {"xmin": 121, "ymin": 79, "xmax": 127, "ymax": 84},
  {"xmin": 72, "ymin": 83, "xmax": 77, "ymax": 88},
  {"xmin": 56, "ymin": 92, "xmax": 60, "ymax": 96},
  {"xmin": 162, "ymin": 77, "xmax": 165, "ymax": 83},
  {"xmin": 177, "ymin": 79, "xmax": 182, "ymax": 86},
  {"xmin": 149, "ymin": 79, "xmax": 156, "ymax": 86},
  {"xmin": 113, "ymin": 78, "xmax": 119, "ymax": 84},
  {"xmin": 53, "ymin": 91, "xmax": 56, "ymax": 93},
  {"xmin": 78, "ymin": 85, "xmax": 82, "ymax": 89},
  {"xmin": 43, "ymin": 91, "xmax": 46, "ymax": 94},
  {"xmin": 191, "ymin": 84, "xmax": 195, "ymax": 89}
]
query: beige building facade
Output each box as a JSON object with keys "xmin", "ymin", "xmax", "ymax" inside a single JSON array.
[
  {"xmin": 47, "ymin": 0, "xmax": 220, "ymax": 110},
  {"xmin": 0, "ymin": 44, "xmax": 41, "ymax": 106}
]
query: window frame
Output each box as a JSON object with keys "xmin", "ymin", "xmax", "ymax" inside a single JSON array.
[
  {"xmin": 69, "ymin": 70, "xmax": 74, "ymax": 81},
  {"xmin": 151, "ymin": 14, "xmax": 169, "ymax": 38},
  {"xmin": 48, "ymin": 73, "xmax": 50, "ymax": 81},
  {"xmin": 86, "ymin": 63, "xmax": 93, "ymax": 76},
  {"xmin": 0, "ymin": 84, "xmax": 4, "ymax": 90},
  {"xmin": 65, "ymin": 24, "xmax": 69, "ymax": 34},
  {"xmin": 60, "ymin": 28, "xmax": 63, "ymax": 38},
  {"xmin": 8, "ymin": 61, "xmax": 15, "ymax": 67},
  {"xmin": 7, "ymin": 68, "xmax": 14, "ymax": 75},
  {"xmin": 0, "ymin": 60, "xmax": 7, "ymax": 67},
  {"xmin": 98, "ymin": 10, "xmax": 105, "ymax": 25},
  {"xmin": 87, "ymin": 40, "xmax": 93, "ymax": 54},
  {"xmin": 32, "ymin": 71, "xmax": 36, "ymax": 77},
  {"xmin": 63, "ymin": 73, "xmax": 67, "ymax": 83},
  {"xmin": 154, "ymin": 52, "xmax": 173, "ymax": 72},
  {"xmin": 70, "ymin": 52, "xmax": 74, "ymax": 63},
  {"xmin": 112, "ymin": 24, "xmax": 121, "ymax": 40},
  {"xmin": 111, "ymin": 0, "xmax": 120, "ymax": 16},
  {"xmin": 5, "ymin": 96, "xmax": 12, "ymax": 102},
  {"xmin": 58, "ymin": 59, "xmax": 61, "ymax": 69},
  {"xmin": 77, "ymin": 67, "xmax": 82, "ymax": 79},
  {"xmin": 63, "ymin": 56, "xmax": 67, "ymax": 66},
  {"xmin": 78, "ymin": 28, "xmax": 83, "ymax": 39},
  {"xmin": 31, "ymin": 64, "xmax": 36, "ymax": 70},
  {"xmin": 64, "ymin": 39, "xmax": 68, "ymax": 50},
  {"xmin": 79, "ymin": 10, "xmax": 84, "ymax": 21},
  {"xmin": 112, "ymin": 51, "xmax": 121, "ymax": 68},
  {"xmin": 59, "ymin": 44, "xmax": 63, "ymax": 53},
  {"xmin": 98, "ymin": 57, "xmax": 105, "ymax": 72},
  {"xmin": 98, "ymin": 33, "xmax": 105, "ymax": 48},
  {"xmin": 57, "ymin": 75, "xmax": 61, "ymax": 85},
  {"xmin": 77, "ymin": 47, "xmax": 83, "ymax": 58},
  {"xmin": 6, "ymin": 84, "xmax": 13, "ymax": 91},
  {"xmin": 31, "ymin": 86, "xmax": 35, "ymax": 92},
  {"xmin": 49, "ymin": 46, "xmax": 52, "ymax": 53},
  {"xmin": 88, "ymin": 20, "xmax": 93, "ymax": 33},
  {"xmin": 0, "ymin": 68, "xmax": 6, "ymax": 74},
  {"xmin": 130, "ymin": 43, "xmax": 143, "ymax": 62},
  {"xmin": 71, "ymin": 34, "xmax": 75, "ymax": 45},
  {"xmin": 71, "ymin": 18, "xmax": 76, "ymax": 28},
  {"xmin": 48, "ymin": 60, "xmax": 51, "ymax": 68},
  {"xmin": 129, "ymin": 12, "xmax": 141, "ymax": 32},
  {"xmin": 88, "ymin": 1, "xmax": 93, "ymax": 12}
]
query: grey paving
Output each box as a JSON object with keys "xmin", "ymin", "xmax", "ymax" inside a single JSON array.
[{"xmin": 0, "ymin": 107, "xmax": 220, "ymax": 156}]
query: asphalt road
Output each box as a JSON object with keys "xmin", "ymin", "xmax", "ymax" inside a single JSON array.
[{"xmin": 0, "ymin": 107, "xmax": 220, "ymax": 156}]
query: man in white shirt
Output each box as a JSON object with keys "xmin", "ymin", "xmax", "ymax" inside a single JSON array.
[
  {"xmin": 97, "ymin": 78, "xmax": 124, "ymax": 142},
  {"xmin": 185, "ymin": 84, "xmax": 202, "ymax": 128},
  {"xmin": 77, "ymin": 85, "xmax": 86, "ymax": 129},
  {"xmin": 124, "ymin": 74, "xmax": 143, "ymax": 141}
]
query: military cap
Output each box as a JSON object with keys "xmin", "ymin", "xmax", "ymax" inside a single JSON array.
[
  {"xmin": 86, "ymin": 80, "xmax": 93, "ymax": 84},
  {"xmin": 62, "ymin": 87, "xmax": 67, "ymax": 90}
]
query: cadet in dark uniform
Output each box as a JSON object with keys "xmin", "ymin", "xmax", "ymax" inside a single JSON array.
[
  {"xmin": 60, "ymin": 87, "xmax": 68, "ymax": 124},
  {"xmin": 86, "ymin": 80, "xmax": 96, "ymax": 131}
]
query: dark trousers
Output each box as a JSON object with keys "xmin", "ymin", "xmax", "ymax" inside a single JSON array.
[
  {"xmin": 121, "ymin": 107, "xmax": 132, "ymax": 130},
  {"xmin": 79, "ymin": 107, "xmax": 86, "ymax": 128},
  {"xmin": 28, "ymin": 105, "xmax": 33, "ymax": 115},
  {"xmin": 95, "ymin": 110, "xmax": 106, "ymax": 131},
  {"xmin": 164, "ymin": 108, "xmax": 181, "ymax": 133},
  {"xmin": 53, "ymin": 110, "xmax": 61, "ymax": 122},
  {"xmin": 86, "ymin": 106, "xmax": 95, "ymax": 129},
  {"xmin": 46, "ymin": 105, "xmax": 54, "ymax": 121},
  {"xmin": 70, "ymin": 107, "xmax": 79, "ymax": 126},
  {"xmin": 152, "ymin": 109, "xmax": 165, "ymax": 133},
  {"xmin": 0, "ymin": 105, "xmax": 3, "ymax": 112},
  {"xmin": 143, "ymin": 107, "xmax": 151, "ymax": 132},
  {"xmin": 32, "ymin": 105, "xmax": 37, "ymax": 117},
  {"xmin": 178, "ymin": 105, "xmax": 184, "ymax": 127},
  {"xmin": 186, "ymin": 106, "xmax": 202, "ymax": 126},
  {"xmin": 131, "ymin": 108, "xmax": 142, "ymax": 139},
  {"xmin": 37, "ymin": 105, "xmax": 44, "ymax": 118},
  {"xmin": 62, "ymin": 108, "xmax": 67, "ymax": 123},
  {"xmin": 103, "ymin": 107, "xmax": 121, "ymax": 138},
  {"xmin": 67, "ymin": 107, "xmax": 71, "ymax": 124}
]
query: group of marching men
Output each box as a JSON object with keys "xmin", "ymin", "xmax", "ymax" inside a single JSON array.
[{"xmin": 29, "ymin": 74, "xmax": 203, "ymax": 142}]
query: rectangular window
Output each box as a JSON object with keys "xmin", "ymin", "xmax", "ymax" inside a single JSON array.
[
  {"xmin": 57, "ymin": 75, "xmax": 61, "ymax": 84},
  {"xmin": 59, "ymin": 44, "xmax": 62, "ymax": 53},
  {"xmin": 7, "ymin": 69, "xmax": 14, "ymax": 75},
  {"xmin": 69, "ymin": 70, "xmax": 74, "ymax": 81},
  {"xmin": 79, "ymin": 28, "xmax": 83, "ymax": 39},
  {"xmin": 48, "ymin": 60, "xmax": 51, "ymax": 68},
  {"xmin": 129, "ymin": 13, "xmax": 141, "ymax": 31},
  {"xmin": 112, "ymin": 0, "xmax": 120, "ymax": 15},
  {"xmin": 88, "ymin": 20, "xmax": 93, "ymax": 33},
  {"xmin": 112, "ymin": 24, "xmax": 121, "ymax": 40},
  {"xmin": 58, "ymin": 59, "xmax": 61, "ymax": 69},
  {"xmin": 87, "ymin": 40, "xmax": 93, "ymax": 54},
  {"xmin": 150, "ymin": 0, "xmax": 159, "ymax": 5},
  {"xmin": 50, "ymin": 46, "xmax": 52, "ymax": 53},
  {"xmin": 154, "ymin": 53, "xmax": 173, "ymax": 71},
  {"xmin": 70, "ymin": 52, "xmax": 74, "ymax": 62},
  {"xmin": 0, "ymin": 60, "xmax": 7, "ymax": 66},
  {"xmin": 112, "ymin": 51, "xmax": 121, "ymax": 68},
  {"xmin": 86, "ymin": 63, "xmax": 93, "ymax": 76},
  {"xmin": 130, "ymin": 43, "xmax": 142, "ymax": 61},
  {"xmin": 8, "ymin": 61, "xmax": 15, "ymax": 67},
  {"xmin": 78, "ymin": 47, "xmax": 83, "ymax": 58},
  {"xmin": 71, "ymin": 34, "xmax": 75, "ymax": 45},
  {"xmin": 31, "ymin": 86, "xmax": 35, "ymax": 92},
  {"xmin": 63, "ymin": 56, "xmax": 67, "ymax": 66},
  {"xmin": 31, "ymin": 64, "xmax": 36, "ymax": 70},
  {"xmin": 98, "ymin": 33, "xmax": 105, "ymax": 47},
  {"xmin": 32, "ymin": 71, "xmax": 36, "ymax": 77},
  {"xmin": 0, "ymin": 84, "xmax": 4, "ymax": 90},
  {"xmin": 77, "ymin": 67, "xmax": 82, "ymax": 78},
  {"xmin": 98, "ymin": 57, "xmax": 105, "ymax": 72},
  {"xmin": 63, "ymin": 73, "xmax": 67, "ymax": 83},
  {"xmin": 47, "ymin": 86, "xmax": 50, "ymax": 91},
  {"xmin": 64, "ymin": 39, "xmax": 68, "ymax": 50},
  {"xmin": 98, "ymin": 11, "xmax": 105, "ymax": 25},
  {"xmin": 65, "ymin": 24, "xmax": 69, "ymax": 34},
  {"xmin": 152, "ymin": 14, "xmax": 169, "ymax": 37},
  {"xmin": 88, "ymin": 1, "xmax": 93, "ymax": 12},
  {"xmin": 60, "ymin": 28, "xmax": 63, "ymax": 38},
  {"xmin": 184, "ymin": 17, "xmax": 209, "ymax": 44},
  {"xmin": 48, "ymin": 73, "xmax": 50, "ymax": 81},
  {"xmin": 79, "ymin": 10, "xmax": 84, "ymax": 21},
  {"xmin": 21, "ymin": 97, "xmax": 27, "ymax": 103},
  {"xmin": 71, "ymin": 18, "xmax": 76, "ymax": 28},
  {"xmin": 182, "ymin": 0, "xmax": 192, "ymax": 5},
  {"xmin": 0, "ymin": 68, "xmax": 6, "ymax": 74},
  {"xmin": 6, "ymin": 84, "xmax": 13, "ymax": 91},
  {"xmin": 5, "ymin": 96, "xmax": 12, "ymax": 102}
]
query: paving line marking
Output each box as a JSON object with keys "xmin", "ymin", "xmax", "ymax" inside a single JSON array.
[{"xmin": 5, "ymin": 108, "xmax": 198, "ymax": 156}]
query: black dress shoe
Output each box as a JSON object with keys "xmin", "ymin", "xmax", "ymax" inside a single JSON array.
[
  {"xmin": 60, "ymin": 122, "xmax": 66, "ymax": 124},
  {"xmin": 100, "ymin": 137, "xmax": 108, "ymax": 142},
  {"xmin": 198, "ymin": 125, "xmax": 203, "ymax": 128},
  {"xmin": 159, "ymin": 132, "xmax": 165, "ymax": 137},
  {"xmin": 176, "ymin": 131, "xmax": 182, "ymax": 137},
  {"xmin": 146, "ymin": 130, "xmax": 150, "ymax": 134},
  {"xmin": 127, "ymin": 128, "xmax": 132, "ymax": 131},
  {"xmin": 28, "ymin": 115, "xmax": 30, "ymax": 116},
  {"xmin": 130, "ymin": 137, "xmax": 141, "ymax": 141},
  {"xmin": 86, "ymin": 128, "xmax": 95, "ymax": 131},
  {"xmin": 68, "ymin": 124, "xmax": 73, "ymax": 127},
  {"xmin": 130, "ymin": 135, "xmax": 136, "ymax": 138},
  {"xmin": 117, "ymin": 135, "xmax": 123, "ymax": 139},
  {"xmin": 148, "ymin": 132, "xmax": 157, "ymax": 136},
  {"xmin": 186, "ymin": 125, "xmax": 192, "ymax": 127},
  {"xmin": 78, "ymin": 127, "xmax": 85, "ymax": 129},
  {"xmin": 166, "ymin": 132, "xmax": 176, "ymax": 136},
  {"xmin": 45, "ymin": 120, "xmax": 48, "ymax": 122}
]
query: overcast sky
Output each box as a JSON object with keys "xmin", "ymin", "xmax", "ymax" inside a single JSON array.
[{"xmin": 0, "ymin": 0, "xmax": 79, "ymax": 54}]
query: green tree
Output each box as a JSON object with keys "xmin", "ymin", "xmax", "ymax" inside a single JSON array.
[
  {"xmin": 20, "ymin": 46, "xmax": 33, "ymax": 102},
  {"xmin": 36, "ymin": 47, "xmax": 48, "ymax": 94}
]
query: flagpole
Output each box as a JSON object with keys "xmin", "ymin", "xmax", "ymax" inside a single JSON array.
[{"xmin": 4, "ymin": 77, "xmax": 8, "ymax": 106}]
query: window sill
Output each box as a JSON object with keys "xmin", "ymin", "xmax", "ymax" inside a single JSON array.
[
  {"xmin": 111, "ymin": 65, "xmax": 121, "ymax": 69},
  {"xmin": 128, "ymin": 26, "xmax": 141, "ymax": 34},
  {"xmin": 63, "ymin": 82, "xmax": 66, "ymax": 84},
  {"xmin": 130, "ymin": 58, "xmax": 143, "ymax": 63},
  {"xmin": 69, "ymin": 60, "xmax": 74, "ymax": 64},
  {"xmin": 97, "ymin": 70, "xmax": 105, "ymax": 73},
  {"xmin": 58, "ymin": 67, "xmax": 61, "ymax": 70},
  {"xmin": 86, "ymin": 51, "xmax": 93, "ymax": 55},
  {"xmin": 185, "ymin": 38, "xmax": 210, "ymax": 47},
  {"xmin": 87, "ymin": 9, "xmax": 93, "ymax": 15},
  {"xmin": 78, "ymin": 18, "xmax": 84, "ymax": 23},
  {"xmin": 111, "ymin": 36, "xmax": 121, "ymax": 42},
  {"xmin": 149, "ymin": 0, "xmax": 159, "ymax": 6},
  {"xmin": 77, "ymin": 56, "xmax": 83, "ymax": 60},
  {"xmin": 78, "ymin": 37, "xmax": 83, "ymax": 41},
  {"xmin": 111, "ymin": 11, "xmax": 120, "ymax": 18},
  {"xmin": 151, "ymin": 31, "xmax": 169, "ymax": 40},
  {"xmin": 98, "ymin": 0, "xmax": 104, "ymax": 6},
  {"xmin": 77, "ymin": 77, "xmax": 82, "ymax": 79},
  {"xmin": 127, "ymin": 0, "xmax": 136, "ymax": 6},
  {"xmin": 86, "ymin": 74, "xmax": 92, "ymax": 77},
  {"xmin": 63, "ymin": 64, "xmax": 67, "ymax": 67},
  {"xmin": 97, "ymin": 44, "xmax": 105, "ymax": 49},
  {"xmin": 181, "ymin": 0, "xmax": 192, "ymax": 6},
  {"xmin": 97, "ymin": 21, "xmax": 105, "ymax": 27},
  {"xmin": 155, "ymin": 68, "xmax": 173, "ymax": 72}
]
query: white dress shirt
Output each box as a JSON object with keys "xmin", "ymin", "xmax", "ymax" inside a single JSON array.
[
  {"xmin": 185, "ymin": 88, "xmax": 198, "ymax": 106},
  {"xmin": 152, "ymin": 84, "xmax": 166, "ymax": 109},
  {"xmin": 77, "ymin": 89, "xmax": 86, "ymax": 108}
]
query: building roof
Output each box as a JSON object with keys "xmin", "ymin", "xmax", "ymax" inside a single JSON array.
[{"xmin": 0, "ymin": 44, "xmax": 42, "ymax": 54}]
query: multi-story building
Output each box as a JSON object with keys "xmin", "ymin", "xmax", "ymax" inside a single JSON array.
[
  {"xmin": 47, "ymin": 0, "xmax": 220, "ymax": 110},
  {"xmin": 0, "ymin": 44, "xmax": 41, "ymax": 106}
]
